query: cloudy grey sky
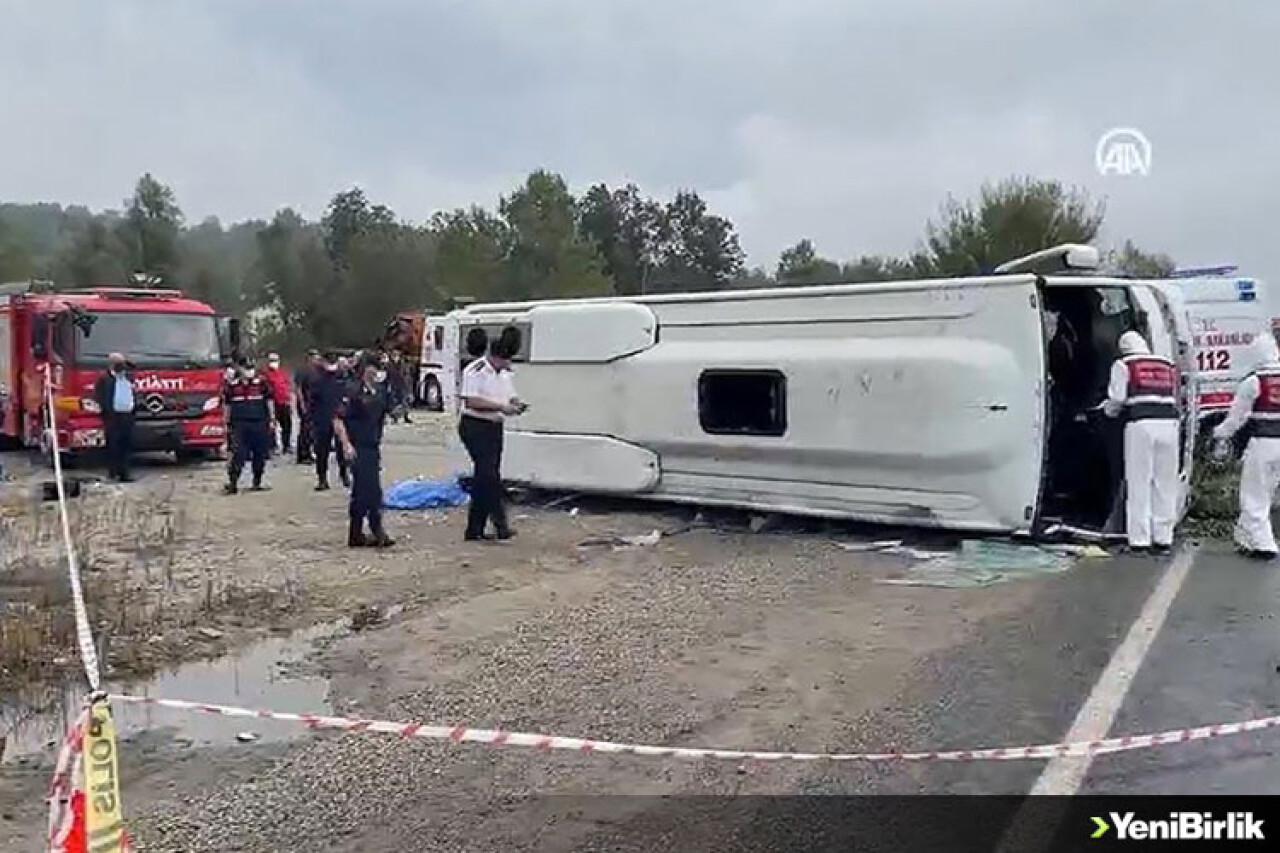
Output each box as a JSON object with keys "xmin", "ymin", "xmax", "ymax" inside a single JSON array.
[{"xmin": 2, "ymin": 0, "xmax": 1274, "ymax": 272}]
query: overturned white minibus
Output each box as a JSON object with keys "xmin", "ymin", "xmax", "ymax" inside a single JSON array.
[{"xmin": 442, "ymin": 246, "xmax": 1199, "ymax": 536}]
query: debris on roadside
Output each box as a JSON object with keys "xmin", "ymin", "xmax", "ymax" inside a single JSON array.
[
  {"xmin": 1042, "ymin": 543, "xmax": 1111, "ymax": 559},
  {"xmin": 541, "ymin": 493, "xmax": 581, "ymax": 510},
  {"xmin": 577, "ymin": 529, "xmax": 663, "ymax": 549},
  {"xmin": 235, "ymin": 732, "xmax": 259, "ymax": 743},
  {"xmin": 349, "ymin": 603, "xmax": 385, "ymax": 632},
  {"xmin": 196, "ymin": 627, "xmax": 225, "ymax": 641},
  {"xmin": 833, "ymin": 540, "xmax": 949, "ymax": 560},
  {"xmin": 834, "ymin": 539, "xmax": 904, "ymax": 552},
  {"xmin": 1039, "ymin": 523, "xmax": 1126, "ymax": 545},
  {"xmin": 876, "ymin": 539, "xmax": 1076, "ymax": 589}
]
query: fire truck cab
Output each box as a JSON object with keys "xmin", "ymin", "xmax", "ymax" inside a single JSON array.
[{"xmin": 0, "ymin": 281, "xmax": 240, "ymax": 462}]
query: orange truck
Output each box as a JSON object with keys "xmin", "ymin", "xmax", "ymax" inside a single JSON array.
[{"xmin": 378, "ymin": 311, "xmax": 430, "ymax": 408}]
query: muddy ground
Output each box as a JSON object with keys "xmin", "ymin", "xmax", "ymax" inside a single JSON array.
[{"xmin": 0, "ymin": 415, "xmax": 1253, "ymax": 851}]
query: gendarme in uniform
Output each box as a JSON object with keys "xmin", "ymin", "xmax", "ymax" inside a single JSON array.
[
  {"xmin": 223, "ymin": 360, "xmax": 275, "ymax": 494},
  {"xmin": 335, "ymin": 358, "xmax": 394, "ymax": 548}
]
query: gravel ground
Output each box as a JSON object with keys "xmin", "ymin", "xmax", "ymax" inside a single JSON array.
[{"xmin": 2, "ymin": 413, "xmax": 1082, "ymax": 851}]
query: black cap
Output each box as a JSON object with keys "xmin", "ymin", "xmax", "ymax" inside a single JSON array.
[
  {"xmin": 492, "ymin": 325, "xmax": 522, "ymax": 359},
  {"xmin": 465, "ymin": 327, "xmax": 489, "ymax": 358}
]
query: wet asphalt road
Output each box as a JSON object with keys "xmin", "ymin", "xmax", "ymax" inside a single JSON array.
[
  {"xmin": 1081, "ymin": 542, "xmax": 1280, "ymax": 795},
  {"xmin": 853, "ymin": 541, "xmax": 1279, "ymax": 798},
  {"xmin": 554, "ymin": 543, "xmax": 1279, "ymax": 853},
  {"xmin": 836, "ymin": 542, "xmax": 1280, "ymax": 798}
]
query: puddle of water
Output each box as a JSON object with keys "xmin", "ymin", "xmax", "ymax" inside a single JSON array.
[{"xmin": 1, "ymin": 623, "xmax": 340, "ymax": 764}]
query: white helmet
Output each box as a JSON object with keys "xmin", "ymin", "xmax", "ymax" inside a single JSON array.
[
  {"xmin": 1118, "ymin": 331, "xmax": 1149, "ymax": 356},
  {"xmin": 1249, "ymin": 333, "xmax": 1280, "ymax": 370}
]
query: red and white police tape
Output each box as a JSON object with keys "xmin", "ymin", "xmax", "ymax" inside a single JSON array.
[
  {"xmin": 108, "ymin": 693, "xmax": 1280, "ymax": 763},
  {"xmin": 45, "ymin": 708, "xmax": 87, "ymax": 850}
]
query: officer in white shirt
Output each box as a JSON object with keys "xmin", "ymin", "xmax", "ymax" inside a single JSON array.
[{"xmin": 458, "ymin": 326, "xmax": 526, "ymax": 542}]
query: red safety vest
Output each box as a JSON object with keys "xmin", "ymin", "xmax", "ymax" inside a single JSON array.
[
  {"xmin": 1250, "ymin": 368, "xmax": 1280, "ymax": 437},
  {"xmin": 1122, "ymin": 354, "xmax": 1178, "ymax": 421},
  {"xmin": 224, "ymin": 376, "xmax": 271, "ymax": 422}
]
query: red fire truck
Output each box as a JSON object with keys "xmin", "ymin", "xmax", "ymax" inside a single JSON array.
[{"xmin": 0, "ymin": 281, "xmax": 241, "ymax": 463}]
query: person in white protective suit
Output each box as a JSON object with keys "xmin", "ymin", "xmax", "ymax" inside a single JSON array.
[
  {"xmin": 1104, "ymin": 330, "xmax": 1181, "ymax": 555},
  {"xmin": 1212, "ymin": 334, "xmax": 1280, "ymax": 560}
]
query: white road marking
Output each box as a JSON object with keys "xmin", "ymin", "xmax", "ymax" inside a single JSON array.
[
  {"xmin": 994, "ymin": 545, "xmax": 1197, "ymax": 853},
  {"xmin": 1029, "ymin": 544, "xmax": 1197, "ymax": 795}
]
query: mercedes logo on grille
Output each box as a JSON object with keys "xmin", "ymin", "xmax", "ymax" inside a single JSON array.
[{"xmin": 144, "ymin": 394, "xmax": 166, "ymax": 415}]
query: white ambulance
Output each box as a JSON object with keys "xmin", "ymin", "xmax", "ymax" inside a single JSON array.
[{"xmin": 1166, "ymin": 267, "xmax": 1278, "ymax": 426}]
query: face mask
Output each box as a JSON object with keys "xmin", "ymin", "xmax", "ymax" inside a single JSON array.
[
  {"xmin": 374, "ymin": 370, "xmax": 387, "ymax": 383},
  {"xmin": 268, "ymin": 362, "xmax": 280, "ymax": 369},
  {"xmin": 243, "ymin": 368, "xmax": 256, "ymax": 378}
]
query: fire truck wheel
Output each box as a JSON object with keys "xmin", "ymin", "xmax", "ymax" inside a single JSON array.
[{"xmin": 424, "ymin": 377, "xmax": 443, "ymax": 412}]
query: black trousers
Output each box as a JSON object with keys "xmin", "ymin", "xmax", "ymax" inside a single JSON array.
[
  {"xmin": 229, "ymin": 422, "xmax": 269, "ymax": 486},
  {"xmin": 459, "ymin": 415, "xmax": 508, "ymax": 536},
  {"xmin": 313, "ymin": 422, "xmax": 348, "ymax": 485},
  {"xmin": 104, "ymin": 412, "xmax": 134, "ymax": 479},
  {"xmin": 296, "ymin": 409, "xmax": 314, "ymax": 463},
  {"xmin": 349, "ymin": 445, "xmax": 384, "ymax": 532},
  {"xmin": 273, "ymin": 402, "xmax": 293, "ymax": 451}
]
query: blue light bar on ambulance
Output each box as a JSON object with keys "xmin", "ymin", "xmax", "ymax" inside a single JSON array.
[{"xmin": 1169, "ymin": 265, "xmax": 1239, "ymax": 278}]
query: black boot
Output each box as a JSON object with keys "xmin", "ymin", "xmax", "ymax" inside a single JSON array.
[
  {"xmin": 348, "ymin": 520, "xmax": 369, "ymax": 548},
  {"xmin": 223, "ymin": 482, "xmax": 238, "ymax": 495},
  {"xmin": 369, "ymin": 515, "xmax": 395, "ymax": 548},
  {"xmin": 315, "ymin": 480, "xmax": 330, "ymax": 492}
]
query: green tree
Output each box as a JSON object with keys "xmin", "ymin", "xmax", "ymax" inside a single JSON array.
[
  {"xmin": 339, "ymin": 223, "xmax": 438, "ymax": 345},
  {"xmin": 776, "ymin": 239, "xmax": 841, "ymax": 285},
  {"xmin": 0, "ymin": 218, "xmax": 33, "ymax": 281},
  {"xmin": 321, "ymin": 187, "xmax": 396, "ymax": 269},
  {"xmin": 57, "ymin": 218, "xmax": 129, "ymax": 288},
  {"xmin": 429, "ymin": 207, "xmax": 510, "ymax": 303},
  {"xmin": 840, "ymin": 255, "xmax": 919, "ymax": 282},
  {"xmin": 254, "ymin": 208, "xmax": 333, "ymax": 351},
  {"xmin": 732, "ymin": 266, "xmax": 776, "ymax": 289},
  {"xmin": 177, "ymin": 216, "xmax": 255, "ymax": 311},
  {"xmin": 652, "ymin": 190, "xmax": 745, "ymax": 292},
  {"xmin": 917, "ymin": 176, "xmax": 1106, "ymax": 277},
  {"xmin": 119, "ymin": 173, "xmax": 184, "ymax": 280},
  {"xmin": 0, "ymin": 203, "xmax": 76, "ymax": 275},
  {"xmin": 499, "ymin": 170, "xmax": 610, "ymax": 300},
  {"xmin": 1107, "ymin": 239, "xmax": 1176, "ymax": 277},
  {"xmin": 577, "ymin": 183, "xmax": 663, "ymax": 295}
]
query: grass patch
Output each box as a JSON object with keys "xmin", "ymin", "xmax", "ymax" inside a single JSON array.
[{"xmin": 1184, "ymin": 445, "xmax": 1240, "ymax": 540}]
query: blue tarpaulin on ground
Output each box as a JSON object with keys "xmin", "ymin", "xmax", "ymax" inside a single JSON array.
[{"xmin": 384, "ymin": 476, "xmax": 470, "ymax": 510}]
